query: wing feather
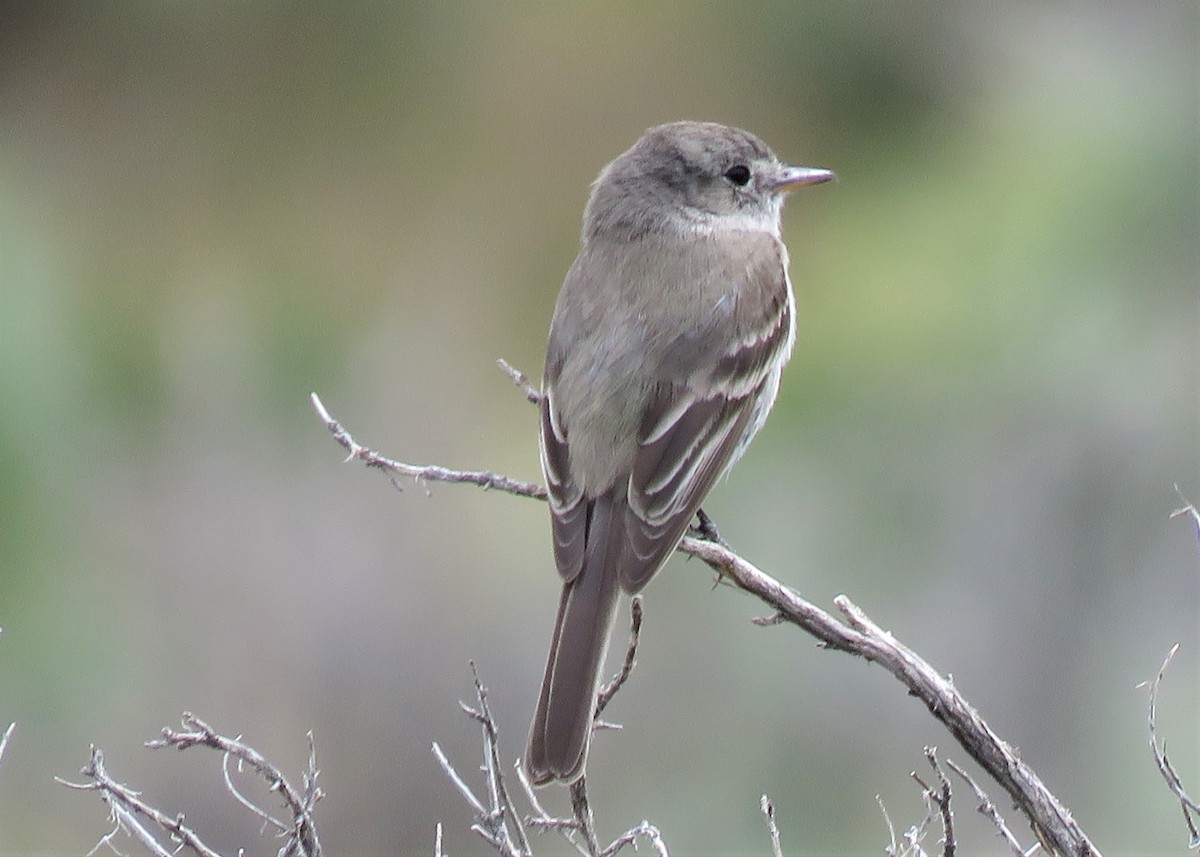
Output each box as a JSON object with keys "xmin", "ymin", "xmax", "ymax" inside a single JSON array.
[
  {"xmin": 540, "ymin": 385, "xmax": 587, "ymax": 582},
  {"xmin": 619, "ymin": 387, "xmax": 757, "ymax": 592},
  {"xmin": 618, "ymin": 274, "xmax": 793, "ymax": 593}
]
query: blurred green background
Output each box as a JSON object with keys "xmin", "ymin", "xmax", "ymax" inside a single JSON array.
[{"xmin": 0, "ymin": 3, "xmax": 1197, "ymax": 854}]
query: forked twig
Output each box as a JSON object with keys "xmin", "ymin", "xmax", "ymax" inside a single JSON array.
[
  {"xmin": 438, "ymin": 658, "xmax": 667, "ymax": 857},
  {"xmin": 61, "ymin": 713, "xmax": 323, "ymax": 857}
]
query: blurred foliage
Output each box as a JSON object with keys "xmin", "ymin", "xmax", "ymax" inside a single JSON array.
[{"xmin": 0, "ymin": 2, "xmax": 1196, "ymax": 854}]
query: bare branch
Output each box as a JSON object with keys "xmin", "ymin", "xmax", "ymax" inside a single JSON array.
[
  {"xmin": 0, "ymin": 722, "xmax": 15, "ymax": 776},
  {"xmin": 497, "ymin": 359, "xmax": 542, "ymax": 404},
  {"xmin": 570, "ymin": 777, "xmax": 673, "ymax": 857},
  {"xmin": 438, "ymin": 680, "xmax": 672, "ymax": 857},
  {"xmin": 62, "ymin": 715, "xmax": 324, "ymax": 857},
  {"xmin": 433, "ymin": 742, "xmax": 520, "ymax": 856},
  {"xmin": 897, "ymin": 781, "xmax": 936, "ymax": 857},
  {"xmin": 517, "ymin": 760, "xmax": 591, "ymax": 857},
  {"xmin": 433, "ymin": 670, "xmax": 540, "ymax": 857},
  {"xmin": 570, "ymin": 778, "xmax": 601, "ymax": 857},
  {"xmin": 433, "ymin": 742, "xmax": 491, "ymax": 819},
  {"xmin": 313, "ymin": 387, "xmax": 1100, "ymax": 857},
  {"xmin": 310, "ymin": 392, "xmax": 546, "ymax": 500},
  {"xmin": 146, "ymin": 712, "xmax": 322, "ymax": 857},
  {"xmin": 220, "ymin": 749, "xmax": 288, "ymax": 833},
  {"xmin": 471, "ymin": 664, "xmax": 532, "ymax": 855},
  {"xmin": 913, "ymin": 747, "xmax": 955, "ymax": 857},
  {"xmin": 594, "ymin": 597, "xmax": 643, "ymax": 720},
  {"xmin": 58, "ymin": 746, "xmax": 223, "ymax": 857},
  {"xmin": 761, "ymin": 795, "xmax": 784, "ymax": 857},
  {"xmin": 1170, "ymin": 484, "xmax": 1200, "ymax": 539},
  {"xmin": 878, "ymin": 794, "xmax": 900, "ymax": 857},
  {"xmin": 1141, "ymin": 644, "xmax": 1200, "ymax": 847},
  {"xmin": 946, "ymin": 759, "xmax": 1033, "ymax": 857},
  {"xmin": 600, "ymin": 820, "xmax": 669, "ymax": 857},
  {"xmin": 682, "ymin": 540, "xmax": 1096, "ymax": 857}
]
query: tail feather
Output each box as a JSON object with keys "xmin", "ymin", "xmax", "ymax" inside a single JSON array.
[{"xmin": 526, "ymin": 493, "xmax": 624, "ymax": 784}]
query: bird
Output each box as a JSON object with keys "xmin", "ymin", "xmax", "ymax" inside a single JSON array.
[{"xmin": 525, "ymin": 121, "xmax": 833, "ymax": 785}]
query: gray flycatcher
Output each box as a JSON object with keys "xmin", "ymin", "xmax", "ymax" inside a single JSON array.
[{"xmin": 526, "ymin": 121, "xmax": 833, "ymax": 785}]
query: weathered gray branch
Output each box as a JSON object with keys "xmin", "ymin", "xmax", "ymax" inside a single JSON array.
[
  {"xmin": 309, "ymin": 388, "xmax": 1101, "ymax": 857},
  {"xmin": 61, "ymin": 713, "xmax": 323, "ymax": 857}
]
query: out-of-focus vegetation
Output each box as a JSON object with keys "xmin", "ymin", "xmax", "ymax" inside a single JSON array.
[{"xmin": 0, "ymin": 3, "xmax": 1195, "ymax": 854}]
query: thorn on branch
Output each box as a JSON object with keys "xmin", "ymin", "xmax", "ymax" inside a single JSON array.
[{"xmin": 752, "ymin": 612, "xmax": 786, "ymax": 627}]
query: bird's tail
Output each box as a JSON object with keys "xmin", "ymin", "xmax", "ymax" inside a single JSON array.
[{"xmin": 526, "ymin": 494, "xmax": 623, "ymax": 784}]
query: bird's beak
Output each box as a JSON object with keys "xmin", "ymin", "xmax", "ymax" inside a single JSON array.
[{"xmin": 772, "ymin": 165, "xmax": 836, "ymax": 192}]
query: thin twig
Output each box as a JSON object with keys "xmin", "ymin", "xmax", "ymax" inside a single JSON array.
[
  {"xmin": 433, "ymin": 741, "xmax": 490, "ymax": 818},
  {"xmin": 435, "ymin": 674, "xmax": 545, "ymax": 857},
  {"xmin": 302, "ymin": 732, "xmax": 322, "ymax": 836},
  {"xmin": 497, "ymin": 359, "xmax": 542, "ymax": 404},
  {"xmin": 310, "ymin": 392, "xmax": 546, "ymax": 500},
  {"xmin": 94, "ymin": 807, "xmax": 176, "ymax": 857},
  {"xmin": 433, "ymin": 740, "xmax": 519, "ymax": 856},
  {"xmin": 595, "ymin": 597, "xmax": 643, "ymax": 719},
  {"xmin": 516, "ymin": 763, "xmax": 591, "ymax": 857},
  {"xmin": 898, "ymin": 782, "xmax": 936, "ymax": 857},
  {"xmin": 600, "ymin": 820, "xmax": 669, "ymax": 857},
  {"xmin": 878, "ymin": 794, "xmax": 900, "ymax": 857},
  {"xmin": 761, "ymin": 795, "xmax": 784, "ymax": 857},
  {"xmin": 686, "ymin": 539, "xmax": 1095, "ymax": 856},
  {"xmin": 946, "ymin": 760, "xmax": 1032, "ymax": 857},
  {"xmin": 0, "ymin": 722, "xmax": 15, "ymax": 776},
  {"xmin": 58, "ymin": 746, "xmax": 224, "ymax": 857},
  {"xmin": 220, "ymin": 749, "xmax": 288, "ymax": 833},
  {"xmin": 570, "ymin": 777, "xmax": 601, "ymax": 857},
  {"xmin": 471, "ymin": 663, "xmax": 532, "ymax": 855},
  {"xmin": 1141, "ymin": 644, "xmax": 1200, "ymax": 847},
  {"xmin": 916, "ymin": 747, "xmax": 955, "ymax": 857},
  {"xmin": 1170, "ymin": 484, "xmax": 1200, "ymax": 542},
  {"xmin": 146, "ymin": 712, "xmax": 322, "ymax": 857}
]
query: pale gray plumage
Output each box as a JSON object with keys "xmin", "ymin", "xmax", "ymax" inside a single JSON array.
[{"xmin": 526, "ymin": 122, "xmax": 833, "ymax": 785}]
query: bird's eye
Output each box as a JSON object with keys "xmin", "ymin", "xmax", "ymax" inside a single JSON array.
[{"xmin": 723, "ymin": 164, "xmax": 751, "ymax": 186}]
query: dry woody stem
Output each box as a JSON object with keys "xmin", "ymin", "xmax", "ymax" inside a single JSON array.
[
  {"xmin": 59, "ymin": 712, "xmax": 322, "ymax": 857},
  {"xmin": 310, "ymin": 384, "xmax": 1101, "ymax": 857}
]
